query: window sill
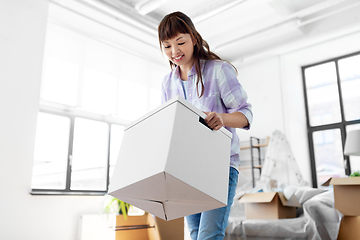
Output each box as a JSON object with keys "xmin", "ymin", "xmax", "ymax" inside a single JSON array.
[{"xmin": 30, "ymin": 190, "xmax": 107, "ymax": 196}]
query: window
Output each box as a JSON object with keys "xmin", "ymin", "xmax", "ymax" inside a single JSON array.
[
  {"xmin": 32, "ymin": 113, "xmax": 70, "ymax": 190},
  {"xmin": 31, "ymin": 20, "xmax": 163, "ymax": 195},
  {"xmin": 32, "ymin": 112, "xmax": 123, "ymax": 194},
  {"xmin": 302, "ymin": 51, "xmax": 360, "ymax": 187}
]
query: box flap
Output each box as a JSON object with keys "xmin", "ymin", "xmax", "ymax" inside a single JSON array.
[
  {"xmin": 238, "ymin": 192, "xmax": 277, "ymax": 203},
  {"xmin": 239, "ymin": 192, "xmax": 301, "ymax": 207},
  {"xmin": 321, "ymin": 177, "xmax": 332, "ymax": 186},
  {"xmin": 117, "ymin": 196, "xmax": 167, "ymax": 220},
  {"xmin": 278, "ymin": 192, "xmax": 301, "ymax": 207},
  {"xmin": 163, "ymin": 200, "xmax": 225, "ymax": 221},
  {"xmin": 109, "ymin": 171, "xmax": 227, "ymax": 221},
  {"xmin": 125, "ymin": 96, "xmax": 232, "ymax": 139},
  {"xmin": 330, "ymin": 176, "xmax": 360, "ymax": 185}
]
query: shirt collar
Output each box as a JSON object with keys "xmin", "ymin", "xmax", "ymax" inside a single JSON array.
[
  {"xmin": 188, "ymin": 64, "xmax": 197, "ymax": 77},
  {"xmin": 173, "ymin": 66, "xmax": 181, "ymax": 79},
  {"xmin": 173, "ymin": 59, "xmax": 206, "ymax": 79}
]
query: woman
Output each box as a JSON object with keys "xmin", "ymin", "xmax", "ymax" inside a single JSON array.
[{"xmin": 158, "ymin": 11, "xmax": 253, "ymax": 240}]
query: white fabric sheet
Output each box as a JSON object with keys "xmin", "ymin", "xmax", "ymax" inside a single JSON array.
[{"xmin": 225, "ymin": 185, "xmax": 343, "ymax": 240}]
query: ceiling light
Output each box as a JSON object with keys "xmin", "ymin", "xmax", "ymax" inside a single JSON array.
[
  {"xmin": 192, "ymin": 0, "xmax": 247, "ymax": 24},
  {"xmin": 135, "ymin": 0, "xmax": 167, "ymax": 15}
]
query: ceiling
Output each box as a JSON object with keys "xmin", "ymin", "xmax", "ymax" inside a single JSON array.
[{"xmin": 49, "ymin": 0, "xmax": 360, "ymax": 66}]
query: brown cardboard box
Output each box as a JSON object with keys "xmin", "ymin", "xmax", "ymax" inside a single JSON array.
[
  {"xmin": 330, "ymin": 177, "xmax": 360, "ymax": 216},
  {"xmin": 116, "ymin": 213, "xmax": 154, "ymax": 240},
  {"xmin": 115, "ymin": 213, "xmax": 184, "ymax": 240},
  {"xmin": 338, "ymin": 216, "xmax": 360, "ymax": 240},
  {"xmin": 153, "ymin": 216, "xmax": 184, "ymax": 240},
  {"xmin": 239, "ymin": 192, "xmax": 301, "ymax": 220}
]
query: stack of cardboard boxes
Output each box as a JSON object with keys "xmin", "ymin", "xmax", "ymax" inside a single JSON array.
[{"xmin": 329, "ymin": 177, "xmax": 360, "ymax": 239}]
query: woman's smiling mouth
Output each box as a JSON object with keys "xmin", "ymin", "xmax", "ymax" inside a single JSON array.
[{"xmin": 173, "ymin": 55, "xmax": 184, "ymax": 61}]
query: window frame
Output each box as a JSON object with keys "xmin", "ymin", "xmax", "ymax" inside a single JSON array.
[
  {"xmin": 31, "ymin": 102, "xmax": 128, "ymax": 196},
  {"xmin": 30, "ymin": 3, "xmax": 164, "ymax": 195},
  {"xmin": 302, "ymin": 50, "xmax": 360, "ymax": 187}
]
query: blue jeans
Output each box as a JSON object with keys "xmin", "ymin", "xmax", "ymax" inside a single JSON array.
[{"xmin": 186, "ymin": 167, "xmax": 239, "ymax": 240}]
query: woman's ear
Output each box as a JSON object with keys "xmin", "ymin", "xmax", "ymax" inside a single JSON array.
[{"xmin": 192, "ymin": 36, "xmax": 197, "ymax": 46}]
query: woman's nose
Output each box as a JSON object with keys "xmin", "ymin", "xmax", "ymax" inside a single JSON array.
[{"xmin": 171, "ymin": 45, "xmax": 179, "ymax": 54}]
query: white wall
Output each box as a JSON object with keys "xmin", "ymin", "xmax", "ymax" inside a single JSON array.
[
  {"xmin": 280, "ymin": 30, "xmax": 360, "ymax": 186},
  {"xmin": 236, "ymin": 30, "xmax": 360, "ymax": 186},
  {"xmin": 0, "ymin": 1, "xmax": 108, "ymax": 239},
  {"xmin": 235, "ymin": 57, "xmax": 285, "ymax": 142},
  {"xmin": 1, "ymin": 0, "xmax": 360, "ymax": 239}
]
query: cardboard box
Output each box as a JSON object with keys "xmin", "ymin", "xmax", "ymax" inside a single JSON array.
[
  {"xmin": 153, "ymin": 216, "xmax": 184, "ymax": 240},
  {"xmin": 239, "ymin": 192, "xmax": 301, "ymax": 219},
  {"xmin": 330, "ymin": 177, "xmax": 360, "ymax": 216},
  {"xmin": 116, "ymin": 213, "xmax": 155, "ymax": 240},
  {"xmin": 338, "ymin": 216, "xmax": 360, "ymax": 240},
  {"xmin": 115, "ymin": 213, "xmax": 184, "ymax": 240},
  {"xmin": 109, "ymin": 96, "xmax": 232, "ymax": 221}
]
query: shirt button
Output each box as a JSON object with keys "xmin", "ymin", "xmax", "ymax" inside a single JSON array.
[{"xmin": 189, "ymin": 94, "xmax": 192, "ymax": 97}]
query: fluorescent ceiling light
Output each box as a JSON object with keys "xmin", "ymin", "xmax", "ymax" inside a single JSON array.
[
  {"xmin": 75, "ymin": 0, "xmax": 158, "ymax": 34},
  {"xmin": 192, "ymin": 0, "xmax": 247, "ymax": 23},
  {"xmin": 135, "ymin": 0, "xmax": 167, "ymax": 15}
]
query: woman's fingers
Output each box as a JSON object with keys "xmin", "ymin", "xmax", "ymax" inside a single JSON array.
[{"xmin": 204, "ymin": 112, "xmax": 224, "ymax": 130}]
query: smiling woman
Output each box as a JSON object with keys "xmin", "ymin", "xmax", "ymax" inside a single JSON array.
[
  {"xmin": 161, "ymin": 34, "xmax": 195, "ymax": 80},
  {"xmin": 158, "ymin": 11, "xmax": 253, "ymax": 240},
  {"xmin": 158, "ymin": 12, "xmax": 224, "ymax": 98}
]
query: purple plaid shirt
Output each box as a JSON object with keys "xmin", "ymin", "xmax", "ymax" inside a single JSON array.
[{"xmin": 161, "ymin": 59, "xmax": 253, "ymax": 169}]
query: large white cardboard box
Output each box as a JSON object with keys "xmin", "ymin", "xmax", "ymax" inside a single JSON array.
[{"xmin": 108, "ymin": 96, "xmax": 232, "ymax": 221}]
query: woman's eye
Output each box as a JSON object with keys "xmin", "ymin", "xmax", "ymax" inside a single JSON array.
[
  {"xmin": 164, "ymin": 46, "xmax": 170, "ymax": 49},
  {"xmin": 178, "ymin": 42, "xmax": 185, "ymax": 45}
]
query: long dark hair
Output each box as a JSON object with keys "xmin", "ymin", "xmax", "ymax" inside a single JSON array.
[{"xmin": 158, "ymin": 11, "xmax": 235, "ymax": 98}]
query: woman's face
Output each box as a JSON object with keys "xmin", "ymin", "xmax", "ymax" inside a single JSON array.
[{"xmin": 161, "ymin": 33, "xmax": 195, "ymax": 70}]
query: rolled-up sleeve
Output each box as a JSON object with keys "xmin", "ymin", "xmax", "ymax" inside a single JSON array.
[{"xmin": 217, "ymin": 62, "xmax": 253, "ymax": 130}]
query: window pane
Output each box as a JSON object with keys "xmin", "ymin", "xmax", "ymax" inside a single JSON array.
[
  {"xmin": 41, "ymin": 57, "xmax": 79, "ymax": 106},
  {"xmin": 346, "ymin": 124, "xmax": 360, "ymax": 173},
  {"xmin": 118, "ymin": 80, "xmax": 148, "ymax": 121},
  {"xmin": 339, "ymin": 54, "xmax": 360, "ymax": 121},
  {"xmin": 109, "ymin": 124, "xmax": 125, "ymax": 179},
  {"xmin": 304, "ymin": 62, "xmax": 341, "ymax": 126},
  {"xmin": 31, "ymin": 113, "xmax": 70, "ymax": 189},
  {"xmin": 81, "ymin": 68, "xmax": 117, "ymax": 115},
  {"xmin": 313, "ymin": 129, "xmax": 345, "ymax": 186},
  {"xmin": 71, "ymin": 118, "xmax": 109, "ymax": 191}
]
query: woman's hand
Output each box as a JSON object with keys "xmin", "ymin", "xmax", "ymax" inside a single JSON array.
[
  {"xmin": 203, "ymin": 111, "xmax": 250, "ymax": 130},
  {"xmin": 204, "ymin": 112, "xmax": 224, "ymax": 131}
]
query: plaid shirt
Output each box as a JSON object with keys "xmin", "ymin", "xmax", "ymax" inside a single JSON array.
[{"xmin": 161, "ymin": 59, "xmax": 253, "ymax": 169}]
